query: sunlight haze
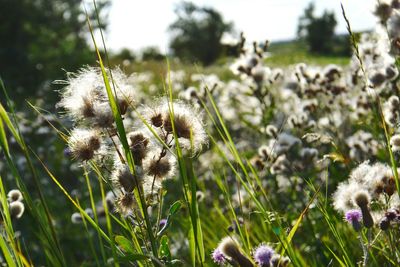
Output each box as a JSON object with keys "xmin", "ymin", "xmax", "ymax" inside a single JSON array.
[{"xmin": 106, "ymin": 0, "xmax": 377, "ymax": 52}]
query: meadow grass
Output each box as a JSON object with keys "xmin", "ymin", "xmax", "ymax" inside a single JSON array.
[{"xmin": 1, "ymin": 1, "xmax": 400, "ymax": 267}]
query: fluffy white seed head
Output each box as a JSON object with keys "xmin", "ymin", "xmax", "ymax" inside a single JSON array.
[
  {"xmin": 7, "ymin": 189, "xmax": 23, "ymax": 203},
  {"xmin": 218, "ymin": 237, "xmax": 240, "ymax": 259},
  {"xmin": 143, "ymin": 100, "xmax": 208, "ymax": 154},
  {"xmin": 9, "ymin": 201, "xmax": 25, "ymax": 219},
  {"xmin": 68, "ymin": 128, "xmax": 102, "ymax": 161},
  {"xmin": 333, "ymin": 181, "xmax": 362, "ymax": 213},
  {"xmin": 390, "ymin": 134, "xmax": 400, "ymax": 152},
  {"xmin": 71, "ymin": 212, "xmax": 83, "ymax": 224},
  {"xmin": 353, "ymin": 190, "xmax": 371, "ymax": 208},
  {"xmin": 111, "ymin": 164, "xmax": 141, "ymax": 193},
  {"xmin": 143, "ymin": 149, "xmax": 176, "ymax": 181},
  {"xmin": 59, "ymin": 67, "xmax": 136, "ymax": 124}
]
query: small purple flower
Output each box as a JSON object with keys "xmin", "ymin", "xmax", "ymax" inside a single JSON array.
[
  {"xmin": 253, "ymin": 244, "xmax": 274, "ymax": 267},
  {"xmin": 159, "ymin": 218, "xmax": 167, "ymax": 229},
  {"xmin": 212, "ymin": 248, "xmax": 226, "ymax": 265},
  {"xmin": 345, "ymin": 209, "xmax": 362, "ymax": 231},
  {"xmin": 64, "ymin": 147, "xmax": 72, "ymax": 157},
  {"xmin": 345, "ymin": 209, "xmax": 362, "ymax": 223}
]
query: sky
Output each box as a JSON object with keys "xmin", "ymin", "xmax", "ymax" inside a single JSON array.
[{"xmin": 105, "ymin": 0, "xmax": 377, "ymax": 53}]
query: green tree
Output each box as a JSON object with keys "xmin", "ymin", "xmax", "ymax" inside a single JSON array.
[
  {"xmin": 168, "ymin": 1, "xmax": 233, "ymax": 65},
  {"xmin": 0, "ymin": 0, "xmax": 110, "ymax": 107},
  {"xmin": 112, "ymin": 48, "xmax": 137, "ymax": 63},
  {"xmin": 141, "ymin": 46, "xmax": 165, "ymax": 61},
  {"xmin": 297, "ymin": 2, "xmax": 337, "ymax": 54}
]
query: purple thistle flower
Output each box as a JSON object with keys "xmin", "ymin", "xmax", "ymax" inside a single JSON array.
[
  {"xmin": 345, "ymin": 209, "xmax": 362, "ymax": 223},
  {"xmin": 253, "ymin": 244, "xmax": 274, "ymax": 267},
  {"xmin": 159, "ymin": 218, "xmax": 167, "ymax": 229},
  {"xmin": 63, "ymin": 147, "xmax": 72, "ymax": 157},
  {"xmin": 345, "ymin": 209, "xmax": 362, "ymax": 231},
  {"xmin": 212, "ymin": 248, "xmax": 226, "ymax": 265}
]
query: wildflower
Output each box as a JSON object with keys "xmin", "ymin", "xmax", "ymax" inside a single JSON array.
[
  {"xmin": 143, "ymin": 150, "xmax": 176, "ymax": 180},
  {"xmin": 373, "ymin": 1, "xmax": 393, "ymax": 23},
  {"xmin": 116, "ymin": 192, "xmax": 137, "ymax": 216},
  {"xmin": 159, "ymin": 218, "xmax": 167, "ymax": 229},
  {"xmin": 71, "ymin": 213, "xmax": 83, "ymax": 224},
  {"xmin": 59, "ymin": 67, "xmax": 136, "ymax": 123},
  {"xmin": 91, "ymin": 102, "xmax": 114, "ymax": 128},
  {"xmin": 389, "ymin": 95, "xmax": 400, "ymax": 107},
  {"xmin": 59, "ymin": 68, "xmax": 106, "ymax": 121},
  {"xmin": 196, "ymin": 191, "xmax": 205, "ymax": 202},
  {"xmin": 379, "ymin": 217, "xmax": 391, "ymax": 230},
  {"xmin": 218, "ymin": 237, "xmax": 253, "ymax": 267},
  {"xmin": 384, "ymin": 96, "xmax": 400, "ymax": 126},
  {"xmin": 9, "ymin": 201, "xmax": 24, "ymax": 219},
  {"xmin": 7, "ymin": 189, "xmax": 23, "ymax": 203},
  {"xmin": 265, "ymin": 125, "xmax": 278, "ymax": 138},
  {"xmin": 353, "ymin": 190, "xmax": 374, "ymax": 228},
  {"xmin": 68, "ymin": 129, "xmax": 102, "ymax": 161},
  {"xmin": 385, "ymin": 65, "xmax": 399, "ymax": 80},
  {"xmin": 387, "ymin": 208, "xmax": 398, "ymax": 218},
  {"xmin": 253, "ymin": 244, "xmax": 274, "ymax": 267},
  {"xmin": 111, "ymin": 164, "xmax": 141, "ymax": 193},
  {"xmin": 333, "ymin": 181, "xmax": 362, "ymax": 213},
  {"xmin": 258, "ymin": 145, "xmax": 276, "ymax": 161},
  {"xmin": 162, "ymin": 101, "xmax": 207, "ymax": 153},
  {"xmin": 251, "ymin": 155, "xmax": 265, "ymax": 170},
  {"xmin": 368, "ymin": 69, "xmax": 387, "ymax": 88},
  {"xmin": 348, "ymin": 161, "xmax": 372, "ymax": 184},
  {"xmin": 127, "ymin": 131, "xmax": 150, "ymax": 165},
  {"xmin": 150, "ymin": 113, "xmax": 164, "ymax": 128},
  {"xmin": 211, "ymin": 248, "xmax": 226, "ymax": 265},
  {"xmin": 63, "ymin": 148, "xmax": 72, "ymax": 157},
  {"xmin": 270, "ymin": 255, "xmax": 290, "ymax": 267},
  {"xmin": 345, "ymin": 210, "xmax": 363, "ymax": 231},
  {"xmin": 323, "ymin": 64, "xmax": 342, "ymax": 81},
  {"xmin": 390, "ymin": 134, "xmax": 400, "ymax": 152}
]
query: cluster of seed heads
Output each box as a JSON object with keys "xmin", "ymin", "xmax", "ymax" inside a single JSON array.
[
  {"xmin": 5, "ymin": 189, "xmax": 24, "ymax": 220},
  {"xmin": 212, "ymin": 236, "xmax": 289, "ymax": 267},
  {"xmin": 333, "ymin": 161, "xmax": 399, "ymax": 232},
  {"xmin": 59, "ymin": 67, "xmax": 207, "ymax": 216}
]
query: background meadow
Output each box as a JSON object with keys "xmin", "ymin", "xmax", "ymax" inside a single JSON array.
[{"xmin": 1, "ymin": 0, "xmax": 400, "ymax": 266}]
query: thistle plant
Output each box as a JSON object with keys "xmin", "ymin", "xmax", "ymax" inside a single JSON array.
[{"xmin": 57, "ymin": 66, "xmax": 208, "ymax": 264}]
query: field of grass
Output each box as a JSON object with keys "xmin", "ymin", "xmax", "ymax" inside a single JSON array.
[{"xmin": 1, "ymin": 3, "xmax": 400, "ymax": 267}]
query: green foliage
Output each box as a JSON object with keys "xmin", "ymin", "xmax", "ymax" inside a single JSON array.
[
  {"xmin": 112, "ymin": 48, "xmax": 137, "ymax": 62},
  {"xmin": 168, "ymin": 1, "xmax": 232, "ymax": 65},
  {"xmin": 297, "ymin": 2, "xmax": 339, "ymax": 55},
  {"xmin": 0, "ymin": 0, "xmax": 110, "ymax": 107},
  {"xmin": 267, "ymin": 40, "xmax": 350, "ymax": 67},
  {"xmin": 142, "ymin": 47, "xmax": 165, "ymax": 61}
]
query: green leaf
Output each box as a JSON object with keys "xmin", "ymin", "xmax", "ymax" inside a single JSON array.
[
  {"xmin": 188, "ymin": 228, "xmax": 196, "ymax": 267},
  {"xmin": 169, "ymin": 201, "xmax": 182, "ymax": 216},
  {"xmin": 117, "ymin": 254, "xmax": 149, "ymax": 262},
  {"xmin": 115, "ymin": 235, "xmax": 135, "ymax": 254},
  {"xmin": 159, "ymin": 235, "xmax": 171, "ymax": 262},
  {"xmin": 0, "ymin": 103, "xmax": 22, "ymax": 148},
  {"xmin": 0, "ymin": 116, "xmax": 9, "ymax": 155}
]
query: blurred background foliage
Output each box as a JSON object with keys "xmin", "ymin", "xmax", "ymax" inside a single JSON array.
[
  {"xmin": 0, "ymin": 2, "xmax": 355, "ymax": 264},
  {"xmin": 0, "ymin": 0, "xmax": 352, "ymax": 110},
  {"xmin": 0, "ymin": 0, "xmax": 109, "ymax": 108}
]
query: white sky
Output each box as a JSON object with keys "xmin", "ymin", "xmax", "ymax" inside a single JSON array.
[{"xmin": 105, "ymin": 0, "xmax": 378, "ymax": 53}]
